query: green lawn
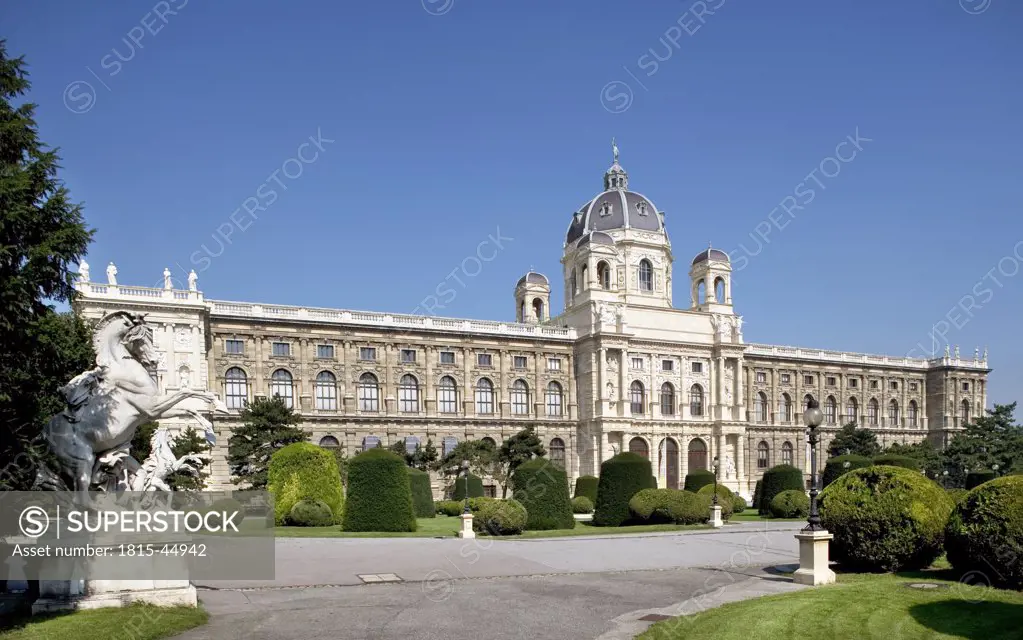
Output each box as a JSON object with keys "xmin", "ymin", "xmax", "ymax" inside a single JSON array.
[
  {"xmin": 638, "ymin": 572, "xmax": 1023, "ymax": 639},
  {"xmin": 0, "ymin": 603, "xmax": 208, "ymax": 640}
]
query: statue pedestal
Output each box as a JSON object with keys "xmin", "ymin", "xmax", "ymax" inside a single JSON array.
[
  {"xmin": 709, "ymin": 505, "xmax": 723, "ymax": 528},
  {"xmin": 33, "ymin": 579, "xmax": 196, "ymax": 613},
  {"xmin": 792, "ymin": 530, "xmax": 837, "ymax": 586},
  {"xmin": 457, "ymin": 513, "xmax": 475, "ymax": 539}
]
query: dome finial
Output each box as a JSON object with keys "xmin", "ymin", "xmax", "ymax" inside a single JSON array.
[{"xmin": 612, "ymin": 137, "xmax": 619, "ymax": 164}]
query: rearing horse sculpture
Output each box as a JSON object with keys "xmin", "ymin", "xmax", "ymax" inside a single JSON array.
[{"xmin": 42, "ymin": 311, "xmax": 228, "ymax": 505}]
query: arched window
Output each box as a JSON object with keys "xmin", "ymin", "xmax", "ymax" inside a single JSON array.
[
  {"xmin": 270, "ymin": 369, "xmax": 294, "ymax": 408},
  {"xmin": 714, "ymin": 277, "xmax": 725, "ymax": 302},
  {"xmin": 690, "ymin": 384, "xmax": 704, "ymax": 416},
  {"xmin": 549, "ymin": 437, "xmax": 566, "ymax": 468},
  {"xmin": 908, "ymin": 400, "xmax": 918, "ymax": 427},
  {"xmin": 357, "ymin": 372, "xmax": 379, "ymax": 412},
  {"xmin": 847, "ymin": 397, "xmax": 859, "ymax": 424},
  {"xmin": 362, "ymin": 435, "xmax": 380, "ymax": 452},
  {"xmin": 510, "ymin": 379, "xmax": 530, "ymax": 415},
  {"xmin": 398, "ymin": 374, "xmax": 420, "ymax": 413},
  {"xmin": 571, "ymin": 269, "xmax": 578, "ymax": 295},
  {"xmin": 660, "ymin": 383, "xmax": 675, "ymax": 416},
  {"xmin": 629, "ymin": 437, "xmax": 649, "ymax": 459},
  {"xmin": 404, "ymin": 435, "xmax": 420, "ymax": 455},
  {"xmin": 781, "ymin": 441, "xmax": 794, "ymax": 466},
  {"xmin": 629, "ymin": 381, "xmax": 645, "ymax": 414},
  {"xmin": 825, "ymin": 396, "xmax": 837, "ymax": 425},
  {"xmin": 481, "ymin": 436, "xmax": 497, "ymax": 449},
  {"xmin": 697, "ymin": 280, "xmax": 706, "ymax": 305},
  {"xmin": 638, "ymin": 259, "xmax": 653, "ymax": 292},
  {"xmin": 318, "ymin": 435, "xmax": 339, "ymax": 448},
  {"xmin": 315, "ymin": 371, "xmax": 337, "ymax": 410},
  {"xmin": 754, "ymin": 392, "xmax": 768, "ymax": 423},
  {"xmin": 580, "ymin": 264, "xmax": 588, "ymax": 290},
  {"xmin": 888, "ymin": 400, "xmax": 899, "ymax": 427},
  {"xmin": 961, "ymin": 399, "xmax": 970, "ymax": 423},
  {"xmin": 597, "ymin": 261, "xmax": 611, "ymax": 289},
  {"xmin": 757, "ymin": 441, "xmax": 770, "ymax": 469},
  {"xmin": 475, "ymin": 377, "xmax": 495, "ymax": 414},
  {"xmin": 779, "ymin": 393, "xmax": 792, "ymax": 423},
  {"xmin": 804, "ymin": 394, "xmax": 815, "ymax": 410},
  {"xmin": 438, "ymin": 376, "xmax": 458, "ymax": 414},
  {"xmin": 225, "ymin": 367, "xmax": 248, "ymax": 409},
  {"xmin": 688, "ymin": 438, "xmax": 707, "ymax": 470},
  {"xmin": 532, "ymin": 298, "xmax": 544, "ymax": 321},
  {"xmin": 545, "ymin": 382, "xmax": 564, "ymax": 416},
  {"xmin": 867, "ymin": 398, "xmax": 879, "ymax": 426}
]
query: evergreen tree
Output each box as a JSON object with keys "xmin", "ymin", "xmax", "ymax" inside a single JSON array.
[
  {"xmin": 884, "ymin": 440, "xmax": 943, "ymax": 477},
  {"xmin": 0, "ymin": 42, "xmax": 93, "ymax": 488},
  {"xmin": 410, "ymin": 438, "xmax": 439, "ymax": 471},
  {"xmin": 227, "ymin": 396, "xmax": 309, "ymax": 488},
  {"xmin": 130, "ymin": 421, "xmax": 160, "ymax": 462},
  {"xmin": 169, "ymin": 426, "xmax": 213, "ymax": 491},
  {"xmin": 940, "ymin": 403, "xmax": 1022, "ymax": 487},
  {"xmin": 493, "ymin": 427, "xmax": 547, "ymax": 498},
  {"xmin": 826, "ymin": 422, "xmax": 881, "ymax": 458}
]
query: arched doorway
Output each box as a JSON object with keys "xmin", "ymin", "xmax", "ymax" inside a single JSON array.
[
  {"xmin": 662, "ymin": 438, "xmax": 679, "ymax": 489},
  {"xmin": 628, "ymin": 437, "xmax": 649, "ymax": 459},
  {"xmin": 688, "ymin": 438, "xmax": 707, "ymax": 471}
]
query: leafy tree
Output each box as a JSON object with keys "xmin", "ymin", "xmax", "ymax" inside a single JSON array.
[
  {"xmin": 169, "ymin": 426, "xmax": 212, "ymax": 491},
  {"xmin": 331, "ymin": 445, "xmax": 349, "ymax": 489},
  {"xmin": 884, "ymin": 440, "xmax": 942, "ymax": 478},
  {"xmin": 0, "ymin": 42, "xmax": 93, "ymax": 489},
  {"xmin": 826, "ymin": 422, "xmax": 881, "ymax": 458},
  {"xmin": 492, "ymin": 427, "xmax": 547, "ymax": 498},
  {"xmin": 227, "ymin": 396, "xmax": 309, "ymax": 488},
  {"xmin": 436, "ymin": 439, "xmax": 495, "ymax": 478},
  {"xmin": 389, "ymin": 438, "xmax": 439, "ymax": 471},
  {"xmin": 940, "ymin": 403, "xmax": 1022, "ymax": 487}
]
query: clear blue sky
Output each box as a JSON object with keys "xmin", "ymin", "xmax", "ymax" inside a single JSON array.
[{"xmin": 6, "ymin": 0, "xmax": 1022, "ymax": 406}]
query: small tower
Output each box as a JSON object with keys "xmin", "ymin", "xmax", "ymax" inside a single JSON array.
[
  {"xmin": 515, "ymin": 271, "xmax": 551, "ymax": 323},
  {"xmin": 689, "ymin": 245, "xmax": 733, "ymax": 312}
]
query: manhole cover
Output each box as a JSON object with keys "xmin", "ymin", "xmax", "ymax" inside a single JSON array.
[
  {"xmin": 357, "ymin": 574, "xmax": 402, "ymax": 584},
  {"xmin": 906, "ymin": 582, "xmax": 946, "ymax": 590},
  {"xmin": 639, "ymin": 614, "xmax": 673, "ymax": 622}
]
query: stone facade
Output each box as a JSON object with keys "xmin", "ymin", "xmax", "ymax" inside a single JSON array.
[{"xmin": 73, "ymin": 153, "xmax": 990, "ymax": 499}]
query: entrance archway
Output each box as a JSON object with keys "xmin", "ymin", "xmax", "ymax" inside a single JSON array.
[
  {"xmin": 662, "ymin": 438, "xmax": 679, "ymax": 489},
  {"xmin": 688, "ymin": 438, "xmax": 707, "ymax": 471}
]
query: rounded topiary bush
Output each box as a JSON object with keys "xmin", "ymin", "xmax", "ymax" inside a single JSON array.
[
  {"xmin": 683, "ymin": 469, "xmax": 716, "ymax": 493},
  {"xmin": 342, "ymin": 448, "xmax": 416, "ymax": 532},
  {"xmin": 945, "ymin": 475, "xmax": 1023, "ymax": 589},
  {"xmin": 629, "ymin": 489, "xmax": 710, "ymax": 525},
  {"xmin": 732, "ymin": 495, "xmax": 748, "ymax": 514},
  {"xmin": 512, "ymin": 458, "xmax": 575, "ymax": 530},
  {"xmin": 946, "ymin": 488, "xmax": 969, "ymax": 505},
  {"xmin": 267, "ymin": 442, "xmax": 344, "ymax": 526},
  {"xmin": 574, "ymin": 475, "xmax": 599, "ymax": 502},
  {"xmin": 873, "ymin": 454, "xmax": 920, "ymax": 471},
  {"xmin": 966, "ymin": 470, "xmax": 996, "ymax": 490},
  {"xmin": 769, "ymin": 489, "xmax": 809, "ymax": 518},
  {"xmin": 758, "ymin": 465, "xmax": 805, "ymax": 516},
  {"xmin": 819, "ymin": 466, "xmax": 954, "ymax": 572},
  {"xmin": 451, "ymin": 473, "xmax": 485, "ymax": 500},
  {"xmin": 593, "ymin": 452, "xmax": 656, "ymax": 526},
  {"xmin": 471, "ymin": 498, "xmax": 527, "ymax": 536},
  {"xmin": 435, "ymin": 500, "xmax": 463, "ymax": 517},
  {"xmin": 572, "ymin": 496, "xmax": 594, "ymax": 514},
  {"xmin": 408, "ymin": 468, "xmax": 436, "ymax": 518},
  {"xmin": 288, "ymin": 499, "xmax": 334, "ymax": 527},
  {"xmin": 752, "ymin": 480, "xmax": 762, "ymax": 512},
  {"xmin": 696, "ymin": 483, "xmax": 734, "ymax": 520},
  {"xmin": 629, "ymin": 489, "xmax": 673, "ymax": 523},
  {"xmin": 667, "ymin": 491, "xmax": 712, "ymax": 525},
  {"xmin": 822, "ymin": 455, "xmax": 873, "ymax": 488}
]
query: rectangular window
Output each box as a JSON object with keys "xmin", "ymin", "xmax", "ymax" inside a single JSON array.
[
  {"xmin": 691, "ymin": 362, "xmax": 703, "ymax": 374},
  {"xmin": 477, "ymin": 353, "xmax": 493, "ymax": 367},
  {"xmin": 440, "ymin": 350, "xmax": 455, "ymax": 364},
  {"xmin": 662, "ymin": 359, "xmax": 674, "ymax": 372},
  {"xmin": 631, "ymin": 357, "xmax": 644, "ymax": 370},
  {"xmin": 513, "ymin": 355, "xmax": 528, "ymax": 369},
  {"xmin": 225, "ymin": 339, "xmax": 244, "ymax": 355},
  {"xmin": 803, "ymin": 375, "xmax": 815, "ymax": 386},
  {"xmin": 781, "ymin": 373, "xmax": 790, "ymax": 384},
  {"xmin": 870, "ymin": 380, "xmax": 878, "ymax": 390},
  {"xmin": 359, "ymin": 347, "xmax": 377, "ymax": 361},
  {"xmin": 909, "ymin": 382, "xmax": 918, "ymax": 392},
  {"xmin": 849, "ymin": 378, "xmax": 859, "ymax": 388},
  {"xmin": 890, "ymin": 381, "xmax": 898, "ymax": 391},
  {"xmin": 272, "ymin": 342, "xmax": 290, "ymax": 357},
  {"xmin": 400, "ymin": 349, "xmax": 416, "ymax": 363},
  {"xmin": 547, "ymin": 357, "xmax": 562, "ymax": 371},
  {"xmin": 317, "ymin": 344, "xmax": 334, "ymax": 359},
  {"xmin": 962, "ymin": 382, "xmax": 970, "ymax": 391},
  {"xmin": 826, "ymin": 376, "xmax": 836, "ymax": 387},
  {"xmin": 755, "ymin": 372, "xmax": 766, "ymax": 384}
]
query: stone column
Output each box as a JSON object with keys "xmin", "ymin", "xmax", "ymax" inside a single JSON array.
[
  {"xmin": 735, "ymin": 359, "xmax": 744, "ymax": 422},
  {"xmin": 680, "ymin": 435, "xmax": 689, "ymax": 483},
  {"xmin": 425, "ymin": 345, "xmax": 435, "ymax": 417},
  {"xmin": 533, "ymin": 350, "xmax": 543, "ymax": 418},
  {"xmin": 463, "ymin": 347, "xmax": 473, "ymax": 416},
  {"xmin": 736, "ymin": 431, "xmax": 746, "ymax": 495}
]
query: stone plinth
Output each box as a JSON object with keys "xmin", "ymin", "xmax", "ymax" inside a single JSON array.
[
  {"xmin": 709, "ymin": 505, "xmax": 723, "ymax": 528},
  {"xmin": 33, "ymin": 579, "xmax": 196, "ymax": 613},
  {"xmin": 457, "ymin": 513, "xmax": 475, "ymax": 539},
  {"xmin": 792, "ymin": 529, "xmax": 837, "ymax": 586}
]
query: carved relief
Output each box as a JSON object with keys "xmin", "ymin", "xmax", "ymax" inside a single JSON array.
[
  {"xmin": 605, "ymin": 350, "xmax": 620, "ymax": 373},
  {"xmin": 174, "ymin": 327, "xmax": 192, "ymax": 350},
  {"xmin": 723, "ymin": 365, "xmax": 735, "ymax": 405}
]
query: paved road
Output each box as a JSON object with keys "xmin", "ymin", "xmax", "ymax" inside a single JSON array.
[{"xmin": 173, "ymin": 522, "xmax": 804, "ymax": 639}]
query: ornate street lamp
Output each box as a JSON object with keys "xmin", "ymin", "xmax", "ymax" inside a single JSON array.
[
  {"xmin": 461, "ymin": 459, "xmax": 471, "ymax": 515},
  {"xmin": 942, "ymin": 470, "xmax": 949, "ymax": 489},
  {"xmin": 993, "ymin": 463, "xmax": 1000, "ymax": 477},
  {"xmin": 712, "ymin": 456, "xmax": 720, "ymax": 506},
  {"xmin": 803, "ymin": 397, "xmax": 825, "ymax": 532},
  {"xmin": 791, "ymin": 396, "xmax": 835, "ymax": 585}
]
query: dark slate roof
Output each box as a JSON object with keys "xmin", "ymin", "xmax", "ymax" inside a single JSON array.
[
  {"xmin": 692, "ymin": 248, "xmax": 730, "ymax": 265},
  {"xmin": 565, "ymin": 189, "xmax": 663, "ymax": 244},
  {"xmin": 516, "ymin": 272, "xmax": 549, "ymax": 287}
]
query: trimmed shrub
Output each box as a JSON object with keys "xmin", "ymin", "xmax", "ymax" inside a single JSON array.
[
  {"xmin": 451, "ymin": 473, "xmax": 485, "ymax": 500},
  {"xmin": 472, "ymin": 498, "xmax": 527, "ymax": 536},
  {"xmin": 408, "ymin": 468, "xmax": 436, "ymax": 518},
  {"xmin": 593, "ymin": 452, "xmax": 656, "ymax": 526},
  {"xmin": 289, "ymin": 499, "xmax": 334, "ymax": 527},
  {"xmin": 732, "ymin": 495, "xmax": 748, "ymax": 514},
  {"xmin": 819, "ymin": 466, "xmax": 954, "ymax": 571},
  {"xmin": 512, "ymin": 458, "xmax": 575, "ymax": 530},
  {"xmin": 572, "ymin": 496, "xmax": 594, "ymax": 514},
  {"xmin": 758, "ymin": 465, "xmax": 805, "ymax": 516},
  {"xmin": 752, "ymin": 480, "xmax": 762, "ymax": 512},
  {"xmin": 822, "ymin": 454, "xmax": 873, "ymax": 488},
  {"xmin": 629, "ymin": 489, "xmax": 673, "ymax": 523},
  {"xmin": 696, "ymin": 484, "xmax": 734, "ymax": 520},
  {"xmin": 666, "ymin": 491, "xmax": 712, "ymax": 525},
  {"xmin": 945, "ymin": 476, "xmax": 1023, "ymax": 589},
  {"xmin": 435, "ymin": 500, "xmax": 463, "ymax": 517},
  {"xmin": 873, "ymin": 455, "xmax": 920, "ymax": 471},
  {"xmin": 574, "ymin": 475, "xmax": 599, "ymax": 502},
  {"xmin": 966, "ymin": 470, "xmax": 996, "ymax": 490},
  {"xmin": 629, "ymin": 489, "xmax": 710, "ymax": 525},
  {"xmin": 769, "ymin": 490, "xmax": 809, "ymax": 518},
  {"xmin": 946, "ymin": 488, "xmax": 969, "ymax": 505},
  {"xmin": 342, "ymin": 448, "xmax": 416, "ymax": 532},
  {"xmin": 683, "ymin": 469, "xmax": 716, "ymax": 493},
  {"xmin": 267, "ymin": 442, "xmax": 344, "ymax": 526}
]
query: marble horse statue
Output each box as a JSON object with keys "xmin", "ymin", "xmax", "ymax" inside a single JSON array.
[{"xmin": 36, "ymin": 311, "xmax": 228, "ymax": 505}]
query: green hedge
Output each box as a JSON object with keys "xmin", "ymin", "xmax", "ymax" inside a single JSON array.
[
  {"xmin": 593, "ymin": 452, "xmax": 656, "ymax": 526},
  {"xmin": 758, "ymin": 465, "xmax": 805, "ymax": 516},
  {"xmin": 769, "ymin": 490, "xmax": 809, "ymax": 518},
  {"xmin": 574, "ymin": 475, "xmax": 599, "ymax": 502},
  {"xmin": 946, "ymin": 488, "xmax": 969, "ymax": 505},
  {"xmin": 289, "ymin": 499, "xmax": 334, "ymax": 527},
  {"xmin": 696, "ymin": 484, "xmax": 734, "ymax": 520},
  {"xmin": 342, "ymin": 449, "xmax": 416, "ymax": 532},
  {"xmin": 267, "ymin": 442, "xmax": 344, "ymax": 526},
  {"xmin": 966, "ymin": 470, "xmax": 997, "ymax": 489},
  {"xmin": 819, "ymin": 466, "xmax": 953, "ymax": 571},
  {"xmin": 945, "ymin": 476, "xmax": 1023, "ymax": 589},
  {"xmin": 873, "ymin": 455, "xmax": 920, "ymax": 471},
  {"xmin": 732, "ymin": 495, "xmax": 748, "ymax": 513},
  {"xmin": 408, "ymin": 468, "xmax": 436, "ymax": 518},
  {"xmin": 512, "ymin": 458, "xmax": 575, "ymax": 530},
  {"xmin": 451, "ymin": 473, "xmax": 485, "ymax": 500},
  {"xmin": 683, "ymin": 469, "xmax": 716, "ymax": 493},
  {"xmin": 471, "ymin": 498, "xmax": 527, "ymax": 536},
  {"xmin": 752, "ymin": 480, "xmax": 762, "ymax": 512},
  {"xmin": 572, "ymin": 496, "xmax": 594, "ymax": 514},
  {"xmin": 822, "ymin": 455, "xmax": 873, "ymax": 488},
  {"xmin": 628, "ymin": 489, "xmax": 709, "ymax": 525},
  {"xmin": 435, "ymin": 500, "xmax": 463, "ymax": 517}
]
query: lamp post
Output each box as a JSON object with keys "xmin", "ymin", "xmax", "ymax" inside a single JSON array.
[
  {"xmin": 942, "ymin": 470, "xmax": 949, "ymax": 489},
  {"xmin": 709, "ymin": 456, "xmax": 723, "ymax": 528},
  {"xmin": 457, "ymin": 459, "xmax": 475, "ymax": 539},
  {"xmin": 993, "ymin": 463, "xmax": 1000, "ymax": 477},
  {"xmin": 461, "ymin": 459, "xmax": 471, "ymax": 515},
  {"xmin": 792, "ymin": 397, "xmax": 835, "ymax": 586},
  {"xmin": 712, "ymin": 456, "xmax": 720, "ymax": 506}
]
